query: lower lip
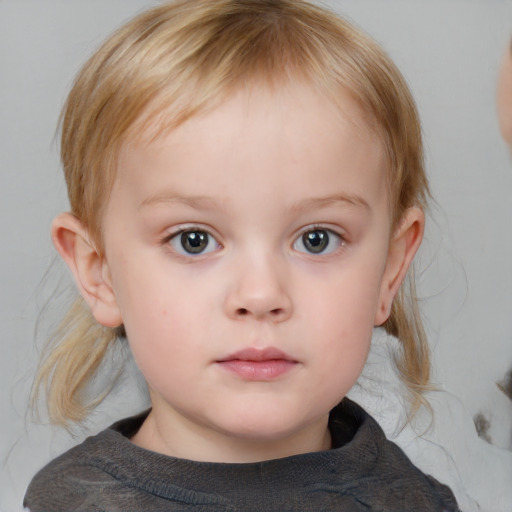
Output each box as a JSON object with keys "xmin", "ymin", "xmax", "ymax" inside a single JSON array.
[{"xmin": 217, "ymin": 359, "xmax": 297, "ymax": 380}]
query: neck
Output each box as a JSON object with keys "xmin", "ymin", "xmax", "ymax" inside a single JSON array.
[{"xmin": 130, "ymin": 408, "xmax": 332, "ymax": 463}]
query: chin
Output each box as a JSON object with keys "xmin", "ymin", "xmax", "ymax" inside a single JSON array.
[{"xmin": 213, "ymin": 408, "xmax": 318, "ymax": 444}]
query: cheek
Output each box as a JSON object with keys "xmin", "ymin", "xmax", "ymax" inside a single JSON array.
[
  {"xmin": 305, "ymin": 306, "xmax": 372, "ymax": 407},
  {"xmin": 123, "ymin": 298, "xmax": 201, "ymax": 394},
  {"xmin": 110, "ymin": 250, "xmax": 184, "ymax": 323},
  {"xmin": 107, "ymin": 261, "xmax": 185, "ymax": 360},
  {"xmin": 320, "ymin": 265, "xmax": 385, "ymax": 323},
  {"xmin": 317, "ymin": 299, "xmax": 373, "ymax": 370},
  {"xmin": 302, "ymin": 274, "xmax": 376, "ymax": 351},
  {"xmin": 299, "ymin": 253, "xmax": 386, "ymax": 376}
]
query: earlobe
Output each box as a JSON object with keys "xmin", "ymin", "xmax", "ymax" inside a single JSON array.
[
  {"xmin": 51, "ymin": 212, "xmax": 123, "ymax": 328},
  {"xmin": 374, "ymin": 207, "xmax": 425, "ymax": 326}
]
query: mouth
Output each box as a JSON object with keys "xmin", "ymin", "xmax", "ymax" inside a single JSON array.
[{"xmin": 216, "ymin": 347, "xmax": 298, "ymax": 381}]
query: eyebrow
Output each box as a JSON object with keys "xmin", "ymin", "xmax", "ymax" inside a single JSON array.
[
  {"xmin": 139, "ymin": 192, "xmax": 369, "ymax": 214},
  {"xmin": 138, "ymin": 192, "xmax": 222, "ymax": 211},
  {"xmin": 289, "ymin": 194, "xmax": 370, "ymax": 213}
]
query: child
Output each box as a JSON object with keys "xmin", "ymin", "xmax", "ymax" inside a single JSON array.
[{"xmin": 24, "ymin": 0, "xmax": 459, "ymax": 510}]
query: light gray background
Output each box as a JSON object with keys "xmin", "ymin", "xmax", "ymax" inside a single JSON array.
[{"xmin": 2, "ymin": 1, "xmax": 512, "ymax": 510}]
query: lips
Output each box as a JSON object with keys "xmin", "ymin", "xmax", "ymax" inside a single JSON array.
[{"xmin": 216, "ymin": 347, "xmax": 298, "ymax": 380}]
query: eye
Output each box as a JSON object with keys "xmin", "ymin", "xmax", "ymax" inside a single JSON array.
[
  {"xmin": 293, "ymin": 227, "xmax": 343, "ymax": 255},
  {"xmin": 168, "ymin": 229, "xmax": 219, "ymax": 255}
]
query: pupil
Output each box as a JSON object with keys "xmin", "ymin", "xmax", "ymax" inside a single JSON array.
[
  {"xmin": 304, "ymin": 230, "xmax": 328, "ymax": 253},
  {"xmin": 182, "ymin": 231, "xmax": 207, "ymax": 253}
]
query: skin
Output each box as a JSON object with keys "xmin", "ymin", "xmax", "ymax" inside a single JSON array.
[
  {"xmin": 52, "ymin": 83, "xmax": 424, "ymax": 463},
  {"xmin": 498, "ymin": 44, "xmax": 512, "ymax": 146}
]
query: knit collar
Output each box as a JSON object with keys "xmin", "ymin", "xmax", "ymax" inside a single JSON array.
[{"xmin": 81, "ymin": 399, "xmax": 383, "ymax": 506}]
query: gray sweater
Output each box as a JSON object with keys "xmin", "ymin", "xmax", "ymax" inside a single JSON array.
[{"xmin": 24, "ymin": 399, "xmax": 459, "ymax": 511}]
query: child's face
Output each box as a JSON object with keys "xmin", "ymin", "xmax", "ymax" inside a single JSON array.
[{"xmin": 91, "ymin": 83, "xmax": 417, "ymax": 461}]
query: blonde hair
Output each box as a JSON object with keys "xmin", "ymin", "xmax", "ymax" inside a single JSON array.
[{"xmin": 35, "ymin": 0, "xmax": 430, "ymax": 426}]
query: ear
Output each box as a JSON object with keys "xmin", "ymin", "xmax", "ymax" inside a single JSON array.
[
  {"xmin": 51, "ymin": 212, "xmax": 123, "ymax": 328},
  {"xmin": 374, "ymin": 207, "xmax": 425, "ymax": 326}
]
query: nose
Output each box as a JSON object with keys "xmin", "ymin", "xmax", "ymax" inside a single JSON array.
[{"xmin": 223, "ymin": 255, "xmax": 293, "ymax": 323}]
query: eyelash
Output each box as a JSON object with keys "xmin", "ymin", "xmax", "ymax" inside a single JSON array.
[
  {"xmin": 292, "ymin": 225, "xmax": 345, "ymax": 256},
  {"xmin": 161, "ymin": 225, "xmax": 346, "ymax": 257},
  {"xmin": 162, "ymin": 227, "xmax": 220, "ymax": 257}
]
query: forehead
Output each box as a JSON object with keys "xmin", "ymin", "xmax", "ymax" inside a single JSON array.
[
  {"xmin": 127, "ymin": 80, "xmax": 384, "ymax": 170},
  {"xmin": 113, "ymin": 82, "xmax": 388, "ymax": 216}
]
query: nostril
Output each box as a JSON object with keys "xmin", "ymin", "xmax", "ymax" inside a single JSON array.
[{"xmin": 233, "ymin": 307, "xmax": 288, "ymax": 318}]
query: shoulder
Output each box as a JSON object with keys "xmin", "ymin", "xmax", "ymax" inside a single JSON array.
[
  {"xmin": 24, "ymin": 431, "xmax": 118, "ymax": 511},
  {"xmin": 24, "ymin": 412, "xmax": 149, "ymax": 512},
  {"xmin": 330, "ymin": 399, "xmax": 460, "ymax": 512}
]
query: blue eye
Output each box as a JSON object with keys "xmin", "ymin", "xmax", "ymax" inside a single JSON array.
[
  {"xmin": 294, "ymin": 228, "xmax": 342, "ymax": 255},
  {"xmin": 169, "ymin": 230, "xmax": 219, "ymax": 255}
]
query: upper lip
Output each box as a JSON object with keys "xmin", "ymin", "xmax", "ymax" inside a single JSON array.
[{"xmin": 217, "ymin": 347, "xmax": 297, "ymax": 362}]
